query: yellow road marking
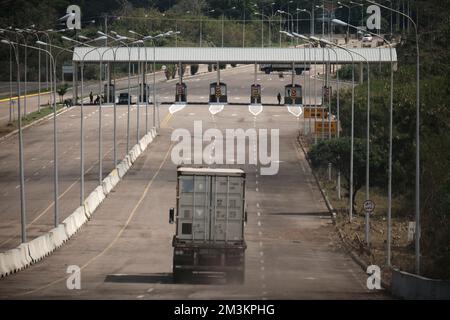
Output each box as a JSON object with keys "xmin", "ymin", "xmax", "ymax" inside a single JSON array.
[
  {"xmin": 0, "ymin": 91, "xmax": 51, "ymax": 103},
  {"xmin": 160, "ymin": 111, "xmax": 173, "ymax": 128}
]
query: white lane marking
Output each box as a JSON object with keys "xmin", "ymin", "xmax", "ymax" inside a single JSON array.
[
  {"xmin": 136, "ymin": 295, "xmax": 144, "ymax": 299},
  {"xmin": 231, "ymin": 113, "xmax": 237, "ymax": 117},
  {"xmin": 256, "ymin": 187, "xmax": 259, "ymax": 192},
  {"xmin": 209, "ymin": 104, "xmax": 224, "ymax": 115},
  {"xmin": 256, "ymin": 203, "xmax": 260, "ymax": 208},
  {"xmin": 169, "ymin": 103, "xmax": 186, "ymax": 114},
  {"xmin": 147, "ymin": 288, "xmax": 154, "ymax": 293},
  {"xmin": 258, "ymin": 231, "xmax": 262, "ymax": 236},
  {"xmin": 188, "ymin": 113, "xmax": 195, "ymax": 116},
  {"xmin": 260, "ymin": 251, "xmax": 264, "ymax": 257},
  {"xmin": 257, "ymin": 212, "xmax": 261, "ymax": 217},
  {"xmin": 257, "ymin": 221, "xmax": 261, "ymax": 227},
  {"xmin": 15, "ymin": 185, "xmax": 20, "ymax": 189},
  {"xmin": 260, "ymin": 260, "xmax": 265, "ymax": 264}
]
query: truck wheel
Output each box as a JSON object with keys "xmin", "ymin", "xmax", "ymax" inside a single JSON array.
[
  {"xmin": 173, "ymin": 268, "xmax": 190, "ymax": 283},
  {"xmin": 265, "ymin": 69, "xmax": 270, "ymax": 75}
]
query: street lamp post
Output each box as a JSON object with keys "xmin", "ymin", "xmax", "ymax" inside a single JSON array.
[
  {"xmin": 62, "ymin": 36, "xmax": 107, "ymax": 184},
  {"xmin": 314, "ymin": 35, "xmax": 372, "ymax": 235},
  {"xmin": 277, "ymin": 10, "xmax": 295, "ymax": 45},
  {"xmin": 369, "ymin": 1, "xmax": 421, "ymax": 274},
  {"xmin": 312, "ymin": 36, "xmax": 356, "ymax": 221},
  {"xmin": 337, "ymin": 2, "xmax": 351, "ymax": 42},
  {"xmin": 0, "ymin": 39, "xmax": 26, "ymax": 242},
  {"xmin": 32, "ymin": 41, "xmax": 58, "ymax": 227},
  {"xmin": 333, "ymin": 17, "xmax": 395, "ymax": 258},
  {"xmin": 350, "ymin": 1, "xmax": 364, "ymax": 30}
]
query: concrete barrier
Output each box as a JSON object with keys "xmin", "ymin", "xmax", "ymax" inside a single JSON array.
[
  {"xmin": 63, "ymin": 206, "xmax": 87, "ymax": 238},
  {"xmin": 1, "ymin": 249, "xmax": 19, "ymax": 275},
  {"xmin": 73, "ymin": 206, "xmax": 87, "ymax": 228},
  {"xmin": 391, "ymin": 269, "xmax": 450, "ymax": 299},
  {"xmin": 117, "ymin": 162, "xmax": 128, "ymax": 179},
  {"xmin": 102, "ymin": 169, "xmax": 120, "ymax": 194},
  {"xmin": 0, "ymin": 128, "xmax": 160, "ymax": 279},
  {"xmin": 28, "ymin": 234, "xmax": 55, "ymax": 262},
  {"xmin": 102, "ymin": 176, "xmax": 113, "ymax": 195},
  {"xmin": 17, "ymin": 243, "xmax": 32, "ymax": 269},
  {"xmin": 0, "ymin": 243, "xmax": 32, "ymax": 276},
  {"xmin": 0, "ymin": 252, "xmax": 10, "ymax": 277},
  {"xmin": 125, "ymin": 154, "xmax": 132, "ymax": 168},
  {"xmin": 63, "ymin": 214, "xmax": 78, "ymax": 238},
  {"xmin": 49, "ymin": 225, "xmax": 68, "ymax": 248}
]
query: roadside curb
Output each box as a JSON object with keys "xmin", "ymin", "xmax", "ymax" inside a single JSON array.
[
  {"xmin": 0, "ymin": 127, "xmax": 159, "ymax": 279},
  {"xmin": 295, "ymin": 135, "xmax": 336, "ymax": 219},
  {"xmin": 295, "ymin": 133, "xmax": 390, "ymax": 292}
]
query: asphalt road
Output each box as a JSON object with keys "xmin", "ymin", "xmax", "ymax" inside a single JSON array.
[
  {"xmin": 0, "ymin": 64, "xmax": 387, "ymax": 299},
  {"xmin": 0, "ymin": 103, "xmax": 387, "ymax": 299},
  {"xmin": 0, "ymin": 63, "xmax": 328, "ymax": 251}
]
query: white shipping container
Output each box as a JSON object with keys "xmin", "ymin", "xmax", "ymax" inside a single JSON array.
[{"xmin": 176, "ymin": 168, "xmax": 246, "ymax": 243}]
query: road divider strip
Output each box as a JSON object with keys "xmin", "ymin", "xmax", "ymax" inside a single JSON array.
[{"xmin": 0, "ymin": 127, "xmax": 158, "ymax": 279}]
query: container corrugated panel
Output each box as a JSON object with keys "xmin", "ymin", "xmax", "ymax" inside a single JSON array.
[{"xmin": 177, "ymin": 170, "xmax": 245, "ymax": 243}]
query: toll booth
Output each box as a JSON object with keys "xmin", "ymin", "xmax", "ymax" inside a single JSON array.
[
  {"xmin": 139, "ymin": 83, "xmax": 150, "ymax": 103},
  {"xmin": 175, "ymin": 82, "xmax": 187, "ymax": 103},
  {"xmin": 284, "ymin": 84, "xmax": 302, "ymax": 105},
  {"xmin": 209, "ymin": 82, "xmax": 227, "ymax": 103},
  {"xmin": 250, "ymin": 84, "xmax": 261, "ymax": 104},
  {"xmin": 103, "ymin": 83, "xmax": 115, "ymax": 103}
]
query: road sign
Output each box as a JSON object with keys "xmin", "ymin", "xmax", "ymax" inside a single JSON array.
[
  {"xmin": 363, "ymin": 200, "xmax": 375, "ymax": 213},
  {"xmin": 176, "ymin": 84, "xmax": 185, "ymax": 95},
  {"xmin": 62, "ymin": 65, "xmax": 74, "ymax": 74},
  {"xmin": 215, "ymin": 85, "xmax": 221, "ymax": 98},
  {"xmin": 304, "ymin": 107, "xmax": 328, "ymax": 119},
  {"xmin": 290, "ymin": 88, "xmax": 297, "ymax": 98},
  {"xmin": 251, "ymin": 86, "xmax": 260, "ymax": 98},
  {"xmin": 314, "ymin": 120, "xmax": 337, "ymax": 135}
]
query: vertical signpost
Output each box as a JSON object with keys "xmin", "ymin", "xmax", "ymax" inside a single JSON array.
[{"xmin": 363, "ymin": 199, "xmax": 375, "ymax": 247}]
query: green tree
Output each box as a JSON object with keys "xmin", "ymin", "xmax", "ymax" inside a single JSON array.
[
  {"xmin": 308, "ymin": 138, "xmax": 385, "ymax": 212},
  {"xmin": 57, "ymin": 83, "xmax": 69, "ymax": 103}
]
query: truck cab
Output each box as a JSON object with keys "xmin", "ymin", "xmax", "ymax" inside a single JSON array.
[{"xmin": 170, "ymin": 167, "xmax": 247, "ymax": 284}]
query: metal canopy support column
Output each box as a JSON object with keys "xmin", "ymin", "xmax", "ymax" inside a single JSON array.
[
  {"xmin": 216, "ymin": 61, "xmax": 220, "ymax": 103},
  {"xmin": 73, "ymin": 62, "xmax": 79, "ymax": 104},
  {"xmin": 178, "ymin": 61, "xmax": 182, "ymax": 103}
]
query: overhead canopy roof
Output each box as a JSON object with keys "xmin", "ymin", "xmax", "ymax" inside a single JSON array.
[{"xmin": 73, "ymin": 47, "xmax": 397, "ymax": 64}]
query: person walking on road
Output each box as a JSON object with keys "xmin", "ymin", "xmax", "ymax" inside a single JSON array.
[
  {"xmin": 89, "ymin": 91, "xmax": 94, "ymax": 105},
  {"xmin": 277, "ymin": 92, "xmax": 282, "ymax": 105}
]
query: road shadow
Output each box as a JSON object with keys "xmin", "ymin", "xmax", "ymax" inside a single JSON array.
[
  {"xmin": 267, "ymin": 211, "xmax": 330, "ymax": 217},
  {"xmin": 104, "ymin": 272, "xmax": 228, "ymax": 285}
]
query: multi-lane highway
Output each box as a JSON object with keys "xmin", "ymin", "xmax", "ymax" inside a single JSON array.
[{"xmin": 0, "ymin": 64, "xmax": 386, "ymax": 299}]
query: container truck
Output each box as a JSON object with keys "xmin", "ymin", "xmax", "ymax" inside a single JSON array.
[{"xmin": 169, "ymin": 167, "xmax": 247, "ymax": 284}]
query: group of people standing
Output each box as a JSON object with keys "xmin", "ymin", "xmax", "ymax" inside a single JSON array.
[{"xmin": 89, "ymin": 91, "xmax": 103, "ymax": 105}]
